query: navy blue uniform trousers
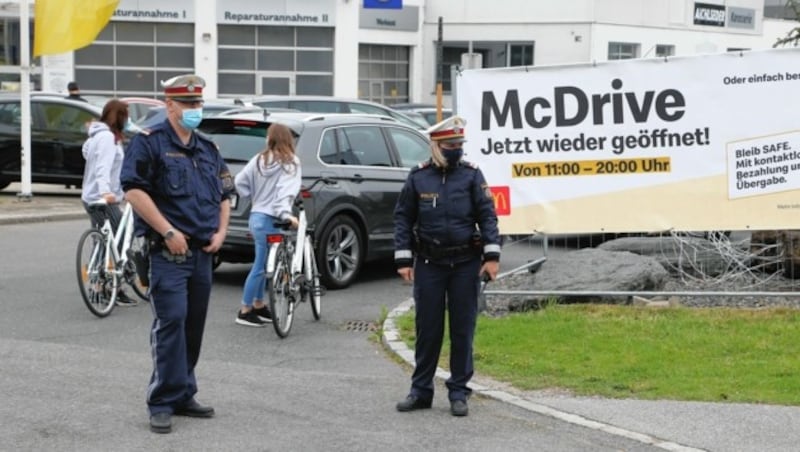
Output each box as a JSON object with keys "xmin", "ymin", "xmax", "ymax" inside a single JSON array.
[
  {"xmin": 146, "ymin": 247, "xmax": 213, "ymax": 415},
  {"xmin": 410, "ymin": 256, "xmax": 481, "ymax": 402}
]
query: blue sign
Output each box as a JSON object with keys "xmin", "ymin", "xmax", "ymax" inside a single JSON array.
[{"xmin": 364, "ymin": 0, "xmax": 402, "ymax": 9}]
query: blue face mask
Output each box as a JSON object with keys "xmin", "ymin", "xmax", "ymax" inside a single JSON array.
[
  {"xmin": 441, "ymin": 148, "xmax": 463, "ymax": 167},
  {"xmin": 179, "ymin": 108, "xmax": 203, "ymax": 130}
]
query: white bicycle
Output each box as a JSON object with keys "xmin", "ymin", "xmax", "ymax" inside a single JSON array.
[
  {"xmin": 266, "ymin": 178, "xmax": 333, "ymax": 338},
  {"xmin": 75, "ymin": 201, "xmax": 149, "ymax": 317}
]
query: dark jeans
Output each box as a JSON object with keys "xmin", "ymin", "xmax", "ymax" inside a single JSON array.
[{"xmin": 82, "ymin": 201, "xmax": 122, "ymax": 233}]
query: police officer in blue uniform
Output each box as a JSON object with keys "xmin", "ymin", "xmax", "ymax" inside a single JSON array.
[
  {"xmin": 120, "ymin": 74, "xmax": 234, "ymax": 434},
  {"xmin": 394, "ymin": 116, "xmax": 501, "ymax": 417}
]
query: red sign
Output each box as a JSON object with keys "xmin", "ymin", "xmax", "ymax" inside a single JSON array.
[{"xmin": 490, "ymin": 186, "xmax": 510, "ymax": 216}]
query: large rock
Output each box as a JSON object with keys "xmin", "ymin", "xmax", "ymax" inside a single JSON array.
[
  {"xmin": 597, "ymin": 236, "xmax": 739, "ymax": 277},
  {"xmin": 489, "ymin": 248, "xmax": 668, "ymax": 312}
]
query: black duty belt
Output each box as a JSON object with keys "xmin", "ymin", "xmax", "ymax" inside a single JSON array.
[
  {"xmin": 416, "ymin": 241, "xmax": 479, "ymax": 260},
  {"xmin": 147, "ymin": 232, "xmax": 209, "ymax": 251}
]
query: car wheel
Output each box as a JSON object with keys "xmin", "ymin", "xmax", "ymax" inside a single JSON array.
[{"xmin": 317, "ymin": 215, "xmax": 363, "ymax": 290}]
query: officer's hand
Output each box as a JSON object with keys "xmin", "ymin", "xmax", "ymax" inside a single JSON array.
[
  {"xmin": 166, "ymin": 232, "xmax": 188, "ymax": 255},
  {"xmin": 479, "ymin": 261, "xmax": 499, "ymax": 281},
  {"xmin": 102, "ymin": 193, "xmax": 116, "ymax": 204},
  {"xmin": 203, "ymin": 230, "xmax": 226, "ymax": 254},
  {"xmin": 288, "ymin": 215, "xmax": 299, "ymax": 229},
  {"xmin": 398, "ymin": 266, "xmax": 413, "ymax": 282}
]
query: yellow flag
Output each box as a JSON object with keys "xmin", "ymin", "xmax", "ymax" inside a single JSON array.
[{"xmin": 33, "ymin": 0, "xmax": 120, "ymax": 56}]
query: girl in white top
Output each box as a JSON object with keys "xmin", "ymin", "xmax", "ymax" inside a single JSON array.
[
  {"xmin": 80, "ymin": 98, "xmax": 137, "ymax": 305},
  {"xmin": 234, "ymin": 123, "xmax": 302, "ymax": 327}
]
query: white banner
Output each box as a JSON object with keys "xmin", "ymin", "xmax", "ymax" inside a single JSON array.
[{"xmin": 456, "ymin": 48, "xmax": 800, "ymax": 235}]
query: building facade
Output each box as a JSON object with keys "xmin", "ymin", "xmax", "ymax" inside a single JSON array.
[{"xmin": 0, "ymin": 0, "xmax": 796, "ymax": 106}]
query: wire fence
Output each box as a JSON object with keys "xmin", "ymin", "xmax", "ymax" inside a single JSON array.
[{"xmin": 483, "ymin": 230, "xmax": 800, "ymax": 312}]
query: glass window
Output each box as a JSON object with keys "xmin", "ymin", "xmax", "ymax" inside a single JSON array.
[
  {"xmin": 290, "ymin": 100, "xmax": 343, "ymax": 113},
  {"xmin": 117, "ymin": 22, "xmax": 153, "ymax": 42},
  {"xmin": 219, "ymin": 49, "xmax": 256, "ymax": 70},
  {"xmin": 75, "ymin": 45, "xmax": 114, "ymax": 66},
  {"xmin": 339, "ymin": 126, "xmax": 392, "ymax": 167},
  {"xmin": 387, "ymin": 127, "xmax": 430, "ymax": 168},
  {"xmin": 297, "ymin": 28, "xmax": 333, "ymax": 47},
  {"xmin": 258, "ymin": 49, "xmax": 294, "ymax": 71},
  {"xmin": 608, "ymin": 42, "xmax": 640, "ymax": 60},
  {"xmin": 76, "ymin": 69, "xmax": 115, "ymax": 91},
  {"xmin": 156, "ymin": 24, "xmax": 193, "ymax": 43},
  {"xmin": 218, "ymin": 73, "xmax": 255, "ymax": 96},
  {"xmin": 117, "ymin": 70, "xmax": 155, "ymax": 92},
  {"xmin": 39, "ymin": 103, "xmax": 95, "ymax": 132},
  {"xmin": 296, "ymin": 75, "xmax": 332, "ymax": 95},
  {"xmin": 655, "ymin": 44, "xmax": 675, "ymax": 57},
  {"xmin": 218, "ymin": 25, "xmax": 256, "ymax": 45},
  {"xmin": 509, "ymin": 44, "xmax": 534, "ymax": 66},
  {"xmin": 319, "ymin": 128, "xmax": 339, "ymax": 164},
  {"xmin": 347, "ymin": 102, "xmax": 386, "ymax": 116},
  {"xmin": 258, "ymin": 26, "xmax": 294, "ymax": 46},
  {"xmin": 96, "ymin": 25, "xmax": 113, "ymax": 41},
  {"xmin": 157, "ymin": 46, "xmax": 194, "ymax": 68},
  {"xmin": 76, "ymin": 22, "xmax": 194, "ymax": 97},
  {"xmin": 117, "ymin": 45, "xmax": 155, "ymax": 67},
  {"xmin": 261, "ymin": 77, "xmax": 290, "ymax": 95},
  {"xmin": 0, "ymin": 101, "xmax": 21, "ymax": 129},
  {"xmin": 297, "ymin": 50, "xmax": 333, "ymax": 71}
]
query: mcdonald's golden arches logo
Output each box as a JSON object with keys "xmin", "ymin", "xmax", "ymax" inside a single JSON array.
[{"xmin": 490, "ymin": 186, "xmax": 510, "ymax": 216}]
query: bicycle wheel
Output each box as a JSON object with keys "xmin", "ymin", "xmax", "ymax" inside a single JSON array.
[
  {"xmin": 269, "ymin": 244, "xmax": 295, "ymax": 338},
  {"xmin": 125, "ymin": 235, "xmax": 149, "ymax": 301},
  {"xmin": 306, "ymin": 240, "xmax": 322, "ymax": 320},
  {"xmin": 76, "ymin": 229, "xmax": 116, "ymax": 317}
]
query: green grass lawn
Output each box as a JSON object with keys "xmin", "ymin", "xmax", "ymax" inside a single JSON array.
[{"xmin": 394, "ymin": 304, "xmax": 800, "ymax": 405}]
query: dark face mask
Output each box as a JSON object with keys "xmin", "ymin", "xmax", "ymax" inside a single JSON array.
[{"xmin": 441, "ymin": 148, "xmax": 463, "ymax": 167}]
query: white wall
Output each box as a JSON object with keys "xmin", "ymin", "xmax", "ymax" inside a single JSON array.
[
  {"xmin": 423, "ymin": 0, "xmax": 594, "ymax": 23},
  {"xmin": 334, "ymin": 0, "xmax": 360, "ymax": 97},
  {"xmin": 195, "ymin": 0, "xmax": 218, "ymax": 98}
]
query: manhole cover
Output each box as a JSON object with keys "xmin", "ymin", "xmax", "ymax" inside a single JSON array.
[{"xmin": 343, "ymin": 320, "xmax": 378, "ymax": 333}]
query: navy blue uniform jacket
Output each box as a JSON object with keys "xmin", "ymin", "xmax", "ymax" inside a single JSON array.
[
  {"xmin": 394, "ymin": 159, "xmax": 501, "ymax": 267},
  {"xmin": 120, "ymin": 121, "xmax": 234, "ymax": 243}
]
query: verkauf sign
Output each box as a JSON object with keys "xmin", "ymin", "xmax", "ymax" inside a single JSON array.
[
  {"xmin": 694, "ymin": 2, "xmax": 725, "ymax": 27},
  {"xmin": 363, "ymin": 0, "xmax": 402, "ymax": 9},
  {"xmin": 457, "ymin": 48, "xmax": 800, "ymax": 235}
]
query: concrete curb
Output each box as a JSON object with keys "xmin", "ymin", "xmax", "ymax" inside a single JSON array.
[
  {"xmin": 0, "ymin": 211, "xmax": 86, "ymax": 226},
  {"xmin": 381, "ymin": 298, "xmax": 703, "ymax": 452}
]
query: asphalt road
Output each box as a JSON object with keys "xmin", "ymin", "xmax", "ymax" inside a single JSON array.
[
  {"xmin": 4, "ymin": 184, "xmax": 800, "ymax": 452},
  {"xmin": 0, "ymin": 216, "xmax": 661, "ymax": 452}
]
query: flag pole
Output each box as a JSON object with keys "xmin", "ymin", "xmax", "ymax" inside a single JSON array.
[{"xmin": 18, "ymin": 0, "xmax": 32, "ymax": 200}]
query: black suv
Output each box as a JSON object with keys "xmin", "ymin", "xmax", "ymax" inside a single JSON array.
[
  {"xmin": 0, "ymin": 94, "xmax": 102, "ymax": 189},
  {"xmin": 199, "ymin": 112, "xmax": 432, "ymax": 289}
]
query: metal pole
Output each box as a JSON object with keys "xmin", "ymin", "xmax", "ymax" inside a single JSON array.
[
  {"xmin": 18, "ymin": 0, "xmax": 32, "ymax": 200},
  {"xmin": 435, "ymin": 16, "xmax": 443, "ymax": 124}
]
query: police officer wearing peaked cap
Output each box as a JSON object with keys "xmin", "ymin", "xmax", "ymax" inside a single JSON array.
[
  {"xmin": 393, "ymin": 115, "xmax": 501, "ymax": 417},
  {"xmin": 120, "ymin": 74, "xmax": 235, "ymax": 434}
]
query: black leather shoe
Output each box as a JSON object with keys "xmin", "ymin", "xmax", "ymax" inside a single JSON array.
[
  {"xmin": 396, "ymin": 395, "xmax": 432, "ymax": 412},
  {"xmin": 150, "ymin": 412, "xmax": 172, "ymax": 433},
  {"xmin": 174, "ymin": 399, "xmax": 215, "ymax": 418},
  {"xmin": 450, "ymin": 399, "xmax": 468, "ymax": 417}
]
